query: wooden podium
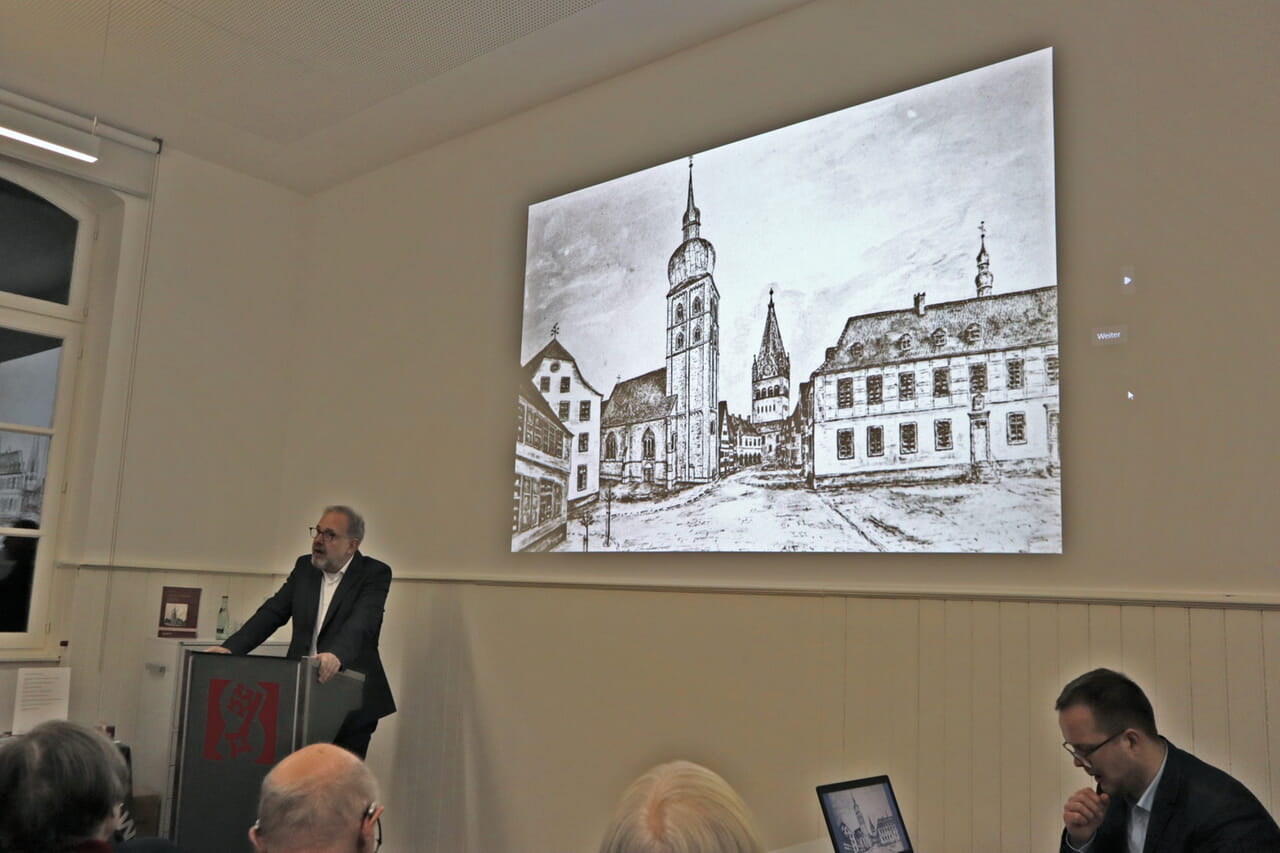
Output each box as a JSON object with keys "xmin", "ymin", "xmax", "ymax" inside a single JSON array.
[{"xmin": 170, "ymin": 651, "xmax": 364, "ymax": 853}]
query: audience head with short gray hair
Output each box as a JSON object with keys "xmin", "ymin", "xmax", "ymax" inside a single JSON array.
[
  {"xmin": 250, "ymin": 744, "xmax": 382, "ymax": 853},
  {"xmin": 598, "ymin": 760, "xmax": 765, "ymax": 853},
  {"xmin": 0, "ymin": 719, "xmax": 129, "ymax": 853}
]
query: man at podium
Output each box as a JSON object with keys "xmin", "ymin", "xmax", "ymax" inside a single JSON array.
[{"xmin": 208, "ymin": 505, "xmax": 395, "ymax": 758}]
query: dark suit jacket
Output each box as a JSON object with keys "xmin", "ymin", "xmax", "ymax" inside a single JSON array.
[
  {"xmin": 222, "ymin": 552, "xmax": 395, "ymax": 723},
  {"xmin": 1061, "ymin": 740, "xmax": 1280, "ymax": 853}
]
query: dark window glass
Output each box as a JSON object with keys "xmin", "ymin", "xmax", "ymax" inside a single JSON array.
[
  {"xmin": 901, "ymin": 422, "xmax": 917, "ymax": 454},
  {"xmin": 579, "ymin": 400, "xmax": 591, "ymax": 421},
  {"xmin": 560, "ymin": 377, "xmax": 570, "ymax": 393},
  {"xmin": 837, "ymin": 377, "xmax": 853, "ymax": 408},
  {"xmin": 0, "ymin": 178, "xmax": 76, "ymax": 305},
  {"xmin": 837, "ymin": 429, "xmax": 854, "ymax": 459},
  {"xmin": 867, "ymin": 375, "xmax": 883, "ymax": 405},
  {"xmin": 577, "ymin": 433, "xmax": 589, "ymax": 453},
  {"xmin": 1008, "ymin": 359, "xmax": 1025, "ymax": 389},
  {"xmin": 1047, "ymin": 356, "xmax": 1060, "ymax": 384},
  {"xmin": 557, "ymin": 401, "xmax": 570, "ymax": 421},
  {"xmin": 933, "ymin": 368, "xmax": 950, "ymax": 397},
  {"xmin": 1008, "ymin": 412, "xmax": 1027, "ymax": 444},
  {"xmin": 935, "ymin": 419, "xmax": 953, "ymax": 450},
  {"xmin": 970, "ymin": 364, "xmax": 987, "ymax": 393},
  {"xmin": 899, "ymin": 372, "xmax": 915, "ymax": 400},
  {"xmin": 868, "ymin": 426, "xmax": 884, "ymax": 456},
  {"xmin": 539, "ymin": 376, "xmax": 550, "ymax": 392}
]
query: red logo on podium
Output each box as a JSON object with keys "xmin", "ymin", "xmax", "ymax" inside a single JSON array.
[{"xmin": 203, "ymin": 679, "xmax": 280, "ymax": 764}]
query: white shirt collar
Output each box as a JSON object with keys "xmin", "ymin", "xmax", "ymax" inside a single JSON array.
[{"xmin": 1135, "ymin": 740, "xmax": 1169, "ymax": 812}]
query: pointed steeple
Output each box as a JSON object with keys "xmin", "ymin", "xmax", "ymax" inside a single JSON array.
[
  {"xmin": 681, "ymin": 156, "xmax": 701, "ymax": 241},
  {"xmin": 975, "ymin": 220, "xmax": 994, "ymax": 297},
  {"xmin": 667, "ymin": 156, "xmax": 715, "ymax": 292},
  {"xmin": 753, "ymin": 288, "xmax": 790, "ymax": 383}
]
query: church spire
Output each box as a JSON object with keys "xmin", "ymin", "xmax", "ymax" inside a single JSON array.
[
  {"xmin": 753, "ymin": 288, "xmax": 790, "ymax": 383},
  {"xmin": 975, "ymin": 220, "xmax": 994, "ymax": 297},
  {"xmin": 682, "ymin": 156, "xmax": 701, "ymax": 241}
]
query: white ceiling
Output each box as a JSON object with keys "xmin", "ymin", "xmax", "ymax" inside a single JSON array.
[{"xmin": 0, "ymin": 0, "xmax": 811, "ymax": 194}]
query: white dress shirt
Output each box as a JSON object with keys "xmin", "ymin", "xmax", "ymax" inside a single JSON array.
[
  {"xmin": 1127, "ymin": 746, "xmax": 1168, "ymax": 853},
  {"xmin": 311, "ymin": 555, "xmax": 354, "ymax": 655}
]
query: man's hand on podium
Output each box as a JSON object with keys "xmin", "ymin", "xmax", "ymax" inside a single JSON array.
[
  {"xmin": 313, "ymin": 652, "xmax": 341, "ymax": 683},
  {"xmin": 204, "ymin": 646, "xmax": 231, "ymax": 653}
]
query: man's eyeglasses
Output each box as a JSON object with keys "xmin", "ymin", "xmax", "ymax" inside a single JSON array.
[
  {"xmin": 309, "ymin": 526, "xmax": 348, "ymax": 542},
  {"xmin": 1062, "ymin": 729, "xmax": 1125, "ymax": 765}
]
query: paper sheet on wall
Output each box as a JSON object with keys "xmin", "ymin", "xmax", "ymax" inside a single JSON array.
[{"xmin": 12, "ymin": 667, "xmax": 70, "ymax": 733}]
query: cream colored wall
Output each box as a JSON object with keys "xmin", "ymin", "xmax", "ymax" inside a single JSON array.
[
  {"xmin": 71, "ymin": 148, "xmax": 306, "ymax": 570},
  {"xmin": 29, "ymin": 0, "xmax": 1280, "ymax": 851},
  {"xmin": 56, "ymin": 569, "xmax": 1280, "ymax": 852}
]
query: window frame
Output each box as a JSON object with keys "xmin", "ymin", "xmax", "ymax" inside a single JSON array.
[
  {"xmin": 837, "ymin": 428, "xmax": 854, "ymax": 460},
  {"xmin": 0, "ymin": 163, "xmax": 94, "ymax": 652},
  {"xmin": 867, "ymin": 425, "xmax": 884, "ymax": 457}
]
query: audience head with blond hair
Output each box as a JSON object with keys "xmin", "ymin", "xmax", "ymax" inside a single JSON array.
[
  {"xmin": 598, "ymin": 760, "xmax": 765, "ymax": 853},
  {"xmin": 250, "ymin": 744, "xmax": 382, "ymax": 853}
]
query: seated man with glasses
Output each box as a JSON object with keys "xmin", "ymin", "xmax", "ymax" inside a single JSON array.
[
  {"xmin": 1057, "ymin": 667, "xmax": 1280, "ymax": 852},
  {"xmin": 208, "ymin": 505, "xmax": 395, "ymax": 758},
  {"xmin": 250, "ymin": 743, "xmax": 383, "ymax": 853}
]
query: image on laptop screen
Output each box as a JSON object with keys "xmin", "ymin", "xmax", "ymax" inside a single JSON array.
[{"xmin": 816, "ymin": 775, "xmax": 913, "ymax": 853}]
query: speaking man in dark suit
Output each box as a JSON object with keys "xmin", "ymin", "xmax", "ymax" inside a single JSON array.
[
  {"xmin": 1057, "ymin": 668, "xmax": 1280, "ymax": 853},
  {"xmin": 208, "ymin": 505, "xmax": 395, "ymax": 758}
]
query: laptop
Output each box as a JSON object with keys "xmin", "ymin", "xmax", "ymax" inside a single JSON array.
[{"xmin": 816, "ymin": 774, "xmax": 914, "ymax": 853}]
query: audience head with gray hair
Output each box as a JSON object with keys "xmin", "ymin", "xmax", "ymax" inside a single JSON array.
[
  {"xmin": 250, "ymin": 744, "xmax": 382, "ymax": 853},
  {"xmin": 598, "ymin": 760, "xmax": 765, "ymax": 853},
  {"xmin": 0, "ymin": 719, "xmax": 129, "ymax": 853}
]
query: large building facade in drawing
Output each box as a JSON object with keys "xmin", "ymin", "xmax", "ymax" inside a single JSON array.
[{"xmin": 809, "ymin": 225, "xmax": 1059, "ymax": 487}]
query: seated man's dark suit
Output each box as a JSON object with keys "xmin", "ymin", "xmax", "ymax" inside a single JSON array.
[
  {"xmin": 222, "ymin": 552, "xmax": 395, "ymax": 756},
  {"xmin": 1061, "ymin": 740, "xmax": 1280, "ymax": 853}
]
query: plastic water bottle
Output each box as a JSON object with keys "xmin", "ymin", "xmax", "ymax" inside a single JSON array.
[{"xmin": 216, "ymin": 595, "xmax": 230, "ymax": 641}]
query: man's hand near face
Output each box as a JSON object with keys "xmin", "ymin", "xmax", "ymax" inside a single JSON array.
[{"xmin": 1063, "ymin": 787, "xmax": 1109, "ymax": 847}]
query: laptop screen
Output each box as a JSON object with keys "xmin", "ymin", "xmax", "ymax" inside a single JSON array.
[{"xmin": 816, "ymin": 775, "xmax": 913, "ymax": 853}]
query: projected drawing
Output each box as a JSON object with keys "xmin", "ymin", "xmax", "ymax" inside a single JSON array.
[{"xmin": 514, "ymin": 49, "xmax": 1060, "ymax": 553}]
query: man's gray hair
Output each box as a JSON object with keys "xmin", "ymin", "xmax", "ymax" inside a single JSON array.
[
  {"xmin": 324, "ymin": 505, "xmax": 365, "ymax": 542},
  {"xmin": 598, "ymin": 760, "xmax": 765, "ymax": 853},
  {"xmin": 0, "ymin": 720, "xmax": 129, "ymax": 853},
  {"xmin": 255, "ymin": 751, "xmax": 379, "ymax": 851}
]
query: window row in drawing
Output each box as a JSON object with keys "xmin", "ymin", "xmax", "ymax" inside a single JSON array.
[
  {"xmin": 673, "ymin": 295, "xmax": 715, "ymax": 323},
  {"xmin": 512, "ymin": 474, "xmax": 564, "ymax": 534},
  {"xmin": 835, "ymin": 412, "xmax": 1028, "ymax": 459},
  {"xmin": 516, "ymin": 399, "xmax": 566, "ymax": 459},
  {"xmin": 539, "ymin": 375, "xmax": 576, "ymax": 394},
  {"xmin": 835, "ymin": 356, "xmax": 1058, "ymax": 408},
  {"xmin": 555, "ymin": 400, "xmax": 593, "ymax": 421},
  {"xmin": 672, "ymin": 324, "xmax": 716, "ymax": 350}
]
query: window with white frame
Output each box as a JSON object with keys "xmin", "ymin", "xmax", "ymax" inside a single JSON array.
[{"xmin": 0, "ymin": 169, "xmax": 89, "ymax": 644}]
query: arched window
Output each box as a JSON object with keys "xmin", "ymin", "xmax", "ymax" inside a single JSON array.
[
  {"xmin": 605, "ymin": 432, "xmax": 618, "ymax": 460},
  {"xmin": 693, "ymin": 296, "xmax": 702, "ymax": 313},
  {"xmin": 676, "ymin": 332, "xmax": 684, "ymax": 349},
  {"xmin": 0, "ymin": 168, "xmax": 93, "ymax": 648},
  {"xmin": 675, "ymin": 303, "xmax": 684, "ymax": 322},
  {"xmin": 850, "ymin": 342, "xmax": 865, "ymax": 359},
  {"xmin": 963, "ymin": 323, "xmax": 982, "ymax": 345},
  {"xmin": 693, "ymin": 326, "xmax": 701, "ymax": 343},
  {"xmin": 643, "ymin": 429, "xmax": 656, "ymax": 459},
  {"xmin": 931, "ymin": 328, "xmax": 947, "ymax": 347},
  {"xmin": 898, "ymin": 334, "xmax": 912, "ymax": 353}
]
